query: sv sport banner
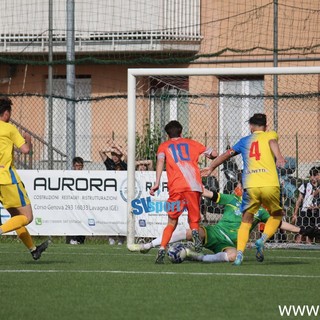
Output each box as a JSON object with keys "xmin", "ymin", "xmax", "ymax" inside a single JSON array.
[{"xmin": 0, "ymin": 170, "xmax": 189, "ymax": 237}]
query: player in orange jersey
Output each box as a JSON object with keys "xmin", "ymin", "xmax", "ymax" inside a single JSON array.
[{"xmin": 150, "ymin": 120, "xmax": 217, "ymax": 264}]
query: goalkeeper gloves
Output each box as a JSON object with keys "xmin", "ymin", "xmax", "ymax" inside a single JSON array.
[{"xmin": 299, "ymin": 226, "xmax": 320, "ymax": 238}]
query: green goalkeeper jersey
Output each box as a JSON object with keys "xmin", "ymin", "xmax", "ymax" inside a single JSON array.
[{"xmin": 203, "ymin": 193, "xmax": 270, "ymax": 253}]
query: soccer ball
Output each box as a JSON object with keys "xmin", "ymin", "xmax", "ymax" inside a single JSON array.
[{"xmin": 167, "ymin": 243, "xmax": 187, "ymax": 264}]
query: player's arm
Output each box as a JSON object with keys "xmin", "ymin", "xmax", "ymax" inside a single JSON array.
[
  {"xmin": 203, "ymin": 188, "xmax": 237, "ymax": 206},
  {"xmin": 291, "ymin": 193, "xmax": 303, "ymax": 224},
  {"xmin": 280, "ymin": 221, "xmax": 300, "ymax": 233},
  {"xmin": 201, "ymin": 150, "xmax": 234, "ymax": 177},
  {"xmin": 269, "ymin": 139, "xmax": 286, "ymax": 167},
  {"xmin": 202, "ymin": 188, "xmax": 219, "ymax": 202},
  {"xmin": 19, "ymin": 132, "xmax": 32, "ymax": 154},
  {"xmin": 202, "ymin": 147, "xmax": 218, "ymax": 160},
  {"xmin": 150, "ymin": 155, "xmax": 164, "ymax": 196},
  {"xmin": 280, "ymin": 221, "xmax": 320, "ymax": 239}
]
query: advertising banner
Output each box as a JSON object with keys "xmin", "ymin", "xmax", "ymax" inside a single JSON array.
[{"xmin": 0, "ymin": 170, "xmax": 189, "ymax": 237}]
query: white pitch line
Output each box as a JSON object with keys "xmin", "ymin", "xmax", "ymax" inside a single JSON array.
[
  {"xmin": 0, "ymin": 269, "xmax": 320, "ymax": 278},
  {"xmin": 1, "ymin": 250, "xmax": 320, "ymax": 260}
]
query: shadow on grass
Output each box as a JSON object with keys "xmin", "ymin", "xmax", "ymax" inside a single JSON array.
[
  {"xmin": 22, "ymin": 259, "xmax": 73, "ymax": 265},
  {"xmin": 260, "ymin": 260, "xmax": 310, "ymax": 266}
]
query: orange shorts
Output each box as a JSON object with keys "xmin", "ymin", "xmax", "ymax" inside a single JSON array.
[{"xmin": 167, "ymin": 191, "xmax": 201, "ymax": 224}]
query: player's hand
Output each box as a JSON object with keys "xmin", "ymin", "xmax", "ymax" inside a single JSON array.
[
  {"xmin": 150, "ymin": 184, "xmax": 159, "ymax": 196},
  {"xmin": 200, "ymin": 167, "xmax": 213, "ymax": 177},
  {"xmin": 23, "ymin": 132, "xmax": 31, "ymax": 142},
  {"xmin": 276, "ymin": 156, "xmax": 286, "ymax": 168},
  {"xmin": 299, "ymin": 226, "xmax": 320, "ymax": 238},
  {"xmin": 291, "ymin": 215, "xmax": 297, "ymax": 224}
]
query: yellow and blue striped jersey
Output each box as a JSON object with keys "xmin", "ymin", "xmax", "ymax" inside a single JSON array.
[
  {"xmin": 0, "ymin": 121, "xmax": 25, "ymax": 185},
  {"xmin": 232, "ymin": 130, "xmax": 280, "ymax": 188}
]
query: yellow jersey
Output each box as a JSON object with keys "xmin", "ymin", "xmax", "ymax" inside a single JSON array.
[
  {"xmin": 0, "ymin": 121, "xmax": 25, "ymax": 185},
  {"xmin": 231, "ymin": 130, "xmax": 280, "ymax": 188}
]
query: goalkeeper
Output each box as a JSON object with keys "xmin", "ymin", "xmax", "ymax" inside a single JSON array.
[{"xmin": 136, "ymin": 182, "xmax": 318, "ymax": 263}]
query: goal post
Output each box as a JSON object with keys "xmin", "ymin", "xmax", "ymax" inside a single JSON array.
[{"xmin": 127, "ymin": 66, "xmax": 320, "ymax": 249}]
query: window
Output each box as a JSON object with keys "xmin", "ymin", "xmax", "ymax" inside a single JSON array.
[
  {"xmin": 149, "ymin": 78, "xmax": 189, "ymax": 141},
  {"xmin": 45, "ymin": 77, "xmax": 92, "ymax": 161},
  {"xmin": 218, "ymin": 77, "xmax": 264, "ymax": 185},
  {"xmin": 219, "ymin": 77, "xmax": 264, "ymax": 152}
]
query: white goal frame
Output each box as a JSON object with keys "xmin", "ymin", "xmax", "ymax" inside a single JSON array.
[{"xmin": 126, "ymin": 66, "xmax": 320, "ymax": 249}]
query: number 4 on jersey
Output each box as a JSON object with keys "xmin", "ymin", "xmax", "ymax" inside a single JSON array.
[{"xmin": 249, "ymin": 141, "xmax": 261, "ymax": 160}]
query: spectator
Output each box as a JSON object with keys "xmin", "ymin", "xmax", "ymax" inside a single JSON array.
[
  {"xmin": 99, "ymin": 140, "xmax": 127, "ymax": 245},
  {"xmin": 66, "ymin": 157, "xmax": 86, "ymax": 245},
  {"xmin": 135, "ymin": 159, "xmax": 153, "ymax": 171},
  {"xmin": 292, "ymin": 166, "xmax": 320, "ymax": 243},
  {"xmin": 99, "ymin": 140, "xmax": 127, "ymax": 171}
]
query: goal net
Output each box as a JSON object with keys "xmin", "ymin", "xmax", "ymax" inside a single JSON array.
[{"xmin": 126, "ymin": 66, "xmax": 320, "ymax": 249}]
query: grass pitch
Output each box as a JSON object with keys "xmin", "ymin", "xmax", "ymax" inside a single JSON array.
[{"xmin": 0, "ymin": 239, "xmax": 319, "ymax": 320}]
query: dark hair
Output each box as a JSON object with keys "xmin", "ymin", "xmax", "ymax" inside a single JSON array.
[
  {"xmin": 309, "ymin": 166, "xmax": 320, "ymax": 176},
  {"xmin": 164, "ymin": 120, "xmax": 183, "ymax": 138},
  {"xmin": 72, "ymin": 157, "xmax": 84, "ymax": 165},
  {"xmin": 248, "ymin": 113, "xmax": 267, "ymax": 126},
  {"xmin": 0, "ymin": 97, "xmax": 12, "ymax": 115}
]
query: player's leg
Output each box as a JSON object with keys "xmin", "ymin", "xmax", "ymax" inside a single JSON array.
[
  {"xmin": 224, "ymin": 247, "xmax": 237, "ymax": 262},
  {"xmin": 1, "ymin": 205, "xmax": 33, "ymax": 234},
  {"xmin": 180, "ymin": 227, "xmax": 205, "ymax": 260},
  {"xmin": 15, "ymin": 226, "xmax": 49, "ymax": 260},
  {"xmin": 190, "ymin": 248, "xmax": 233, "ymax": 263},
  {"xmin": 186, "ymin": 226, "xmax": 233, "ymax": 263},
  {"xmin": 255, "ymin": 186, "xmax": 283, "ymax": 262},
  {"xmin": 235, "ymin": 188, "xmax": 259, "ymax": 265},
  {"xmin": 255, "ymin": 213, "xmax": 282, "ymax": 263},
  {"xmin": 155, "ymin": 193, "xmax": 185, "ymax": 263},
  {"xmin": 0, "ymin": 183, "xmax": 33, "ymax": 235},
  {"xmin": 155, "ymin": 216, "xmax": 179, "ymax": 264},
  {"xmin": 185, "ymin": 191, "xmax": 203, "ymax": 252},
  {"xmin": 159, "ymin": 216, "xmax": 178, "ymax": 248},
  {"xmin": 201, "ymin": 247, "xmax": 235, "ymax": 263},
  {"xmin": 139, "ymin": 228, "xmax": 188, "ymax": 253},
  {"xmin": 15, "ymin": 226, "xmax": 35, "ymax": 250},
  {"xmin": 0, "ymin": 183, "xmax": 49, "ymax": 260},
  {"xmin": 139, "ymin": 227, "xmax": 205, "ymax": 254},
  {"xmin": 259, "ymin": 186, "xmax": 283, "ymax": 240},
  {"xmin": 187, "ymin": 239, "xmax": 235, "ymax": 263},
  {"xmin": 235, "ymin": 214, "xmax": 253, "ymax": 265}
]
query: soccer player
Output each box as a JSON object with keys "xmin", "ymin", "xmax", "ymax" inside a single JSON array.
[
  {"xmin": 150, "ymin": 120, "xmax": 217, "ymax": 264},
  {"xmin": 201, "ymin": 113, "xmax": 286, "ymax": 265},
  {"xmin": 0, "ymin": 97, "xmax": 48, "ymax": 260},
  {"xmin": 137, "ymin": 186, "xmax": 317, "ymax": 263}
]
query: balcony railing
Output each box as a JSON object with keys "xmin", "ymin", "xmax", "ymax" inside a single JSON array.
[
  {"xmin": 0, "ymin": 31, "xmax": 201, "ymax": 54},
  {"xmin": 11, "ymin": 119, "xmax": 67, "ymax": 170},
  {"xmin": 0, "ymin": 0, "xmax": 201, "ymax": 54}
]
